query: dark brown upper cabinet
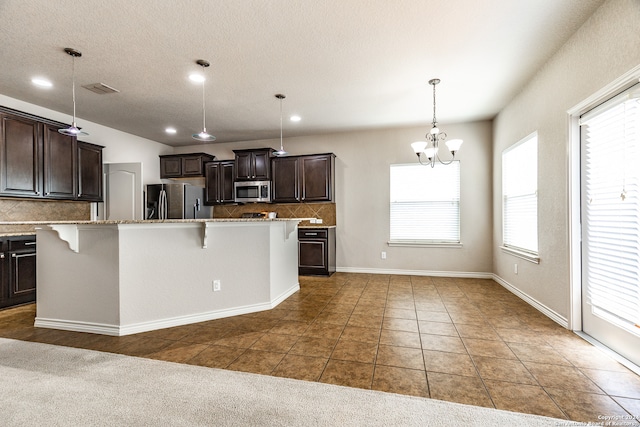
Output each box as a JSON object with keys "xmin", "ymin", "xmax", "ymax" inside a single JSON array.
[
  {"xmin": 0, "ymin": 112, "xmax": 42, "ymax": 197},
  {"xmin": 233, "ymin": 148, "xmax": 273, "ymax": 181},
  {"xmin": 204, "ymin": 160, "xmax": 235, "ymax": 205},
  {"xmin": 0, "ymin": 107, "xmax": 104, "ymax": 202},
  {"xmin": 77, "ymin": 141, "xmax": 103, "ymax": 201},
  {"xmin": 272, "ymin": 153, "xmax": 335, "ymax": 203},
  {"xmin": 43, "ymin": 124, "xmax": 77, "ymax": 199},
  {"xmin": 159, "ymin": 153, "xmax": 214, "ymax": 178}
]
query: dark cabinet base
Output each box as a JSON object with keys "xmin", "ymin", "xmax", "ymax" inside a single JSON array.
[
  {"xmin": 298, "ymin": 228, "xmax": 336, "ymax": 276},
  {"xmin": 1, "ymin": 236, "xmax": 36, "ymax": 309}
]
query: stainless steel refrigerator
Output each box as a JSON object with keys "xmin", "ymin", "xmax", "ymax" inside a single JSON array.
[{"xmin": 145, "ymin": 183, "xmax": 212, "ymax": 220}]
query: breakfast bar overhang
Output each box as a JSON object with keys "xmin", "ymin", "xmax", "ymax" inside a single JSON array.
[{"xmin": 34, "ymin": 219, "xmax": 304, "ymax": 336}]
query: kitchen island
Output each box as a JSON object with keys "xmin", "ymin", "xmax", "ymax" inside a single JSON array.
[{"xmin": 33, "ymin": 219, "xmax": 305, "ymax": 336}]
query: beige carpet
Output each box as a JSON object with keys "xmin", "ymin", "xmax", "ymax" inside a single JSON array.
[{"xmin": 0, "ymin": 338, "xmax": 575, "ymax": 426}]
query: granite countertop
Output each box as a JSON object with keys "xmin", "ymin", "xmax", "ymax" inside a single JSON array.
[
  {"xmin": 0, "ymin": 232, "xmax": 37, "ymax": 237},
  {"xmin": 298, "ymin": 225, "xmax": 337, "ymax": 229},
  {"xmin": 0, "ymin": 218, "xmax": 314, "ymax": 226}
]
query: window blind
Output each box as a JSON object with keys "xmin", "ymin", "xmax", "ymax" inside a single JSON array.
[
  {"xmin": 390, "ymin": 162, "xmax": 460, "ymax": 243},
  {"xmin": 582, "ymin": 84, "xmax": 640, "ymax": 330},
  {"xmin": 502, "ymin": 134, "xmax": 538, "ymax": 254}
]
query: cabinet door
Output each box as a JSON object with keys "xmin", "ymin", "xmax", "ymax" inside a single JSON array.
[
  {"xmin": 0, "ymin": 113, "xmax": 42, "ymax": 197},
  {"xmin": 204, "ymin": 162, "xmax": 221, "ymax": 205},
  {"xmin": 299, "ymin": 240, "xmax": 328, "ymax": 274},
  {"xmin": 219, "ymin": 161, "xmax": 235, "ymax": 203},
  {"xmin": 43, "ymin": 124, "xmax": 77, "ymax": 199},
  {"xmin": 252, "ymin": 151, "xmax": 271, "ymax": 180},
  {"xmin": 160, "ymin": 156, "xmax": 182, "ymax": 178},
  {"xmin": 182, "ymin": 155, "xmax": 205, "ymax": 176},
  {"xmin": 205, "ymin": 161, "xmax": 235, "ymax": 204},
  {"xmin": 77, "ymin": 141, "xmax": 103, "ymax": 201},
  {"xmin": 234, "ymin": 152, "xmax": 253, "ymax": 180},
  {"xmin": 301, "ymin": 154, "xmax": 333, "ymax": 202},
  {"xmin": 8, "ymin": 251, "xmax": 36, "ymax": 303},
  {"xmin": 0, "ymin": 247, "xmax": 6, "ymax": 304},
  {"xmin": 272, "ymin": 157, "xmax": 299, "ymax": 203}
]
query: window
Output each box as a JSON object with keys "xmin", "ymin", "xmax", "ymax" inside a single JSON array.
[
  {"xmin": 389, "ymin": 162, "xmax": 460, "ymax": 245},
  {"xmin": 581, "ymin": 84, "xmax": 640, "ymax": 331},
  {"xmin": 502, "ymin": 133, "xmax": 538, "ymax": 258}
]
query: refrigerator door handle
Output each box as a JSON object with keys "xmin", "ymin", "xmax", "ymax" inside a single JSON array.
[{"xmin": 160, "ymin": 190, "xmax": 167, "ymax": 220}]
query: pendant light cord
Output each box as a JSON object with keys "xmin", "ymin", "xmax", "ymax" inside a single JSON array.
[
  {"xmin": 71, "ymin": 54, "xmax": 77, "ymax": 123},
  {"xmin": 201, "ymin": 78, "xmax": 207, "ymax": 132},
  {"xmin": 279, "ymin": 96, "xmax": 283, "ymax": 150}
]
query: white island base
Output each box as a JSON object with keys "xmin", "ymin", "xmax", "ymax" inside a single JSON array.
[{"xmin": 35, "ymin": 219, "xmax": 302, "ymax": 336}]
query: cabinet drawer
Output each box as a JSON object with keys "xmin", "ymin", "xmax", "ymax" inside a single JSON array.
[
  {"xmin": 8, "ymin": 238, "xmax": 36, "ymax": 251},
  {"xmin": 299, "ymin": 229, "xmax": 328, "ymax": 239}
]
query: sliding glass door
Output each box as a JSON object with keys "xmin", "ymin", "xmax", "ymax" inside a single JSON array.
[{"xmin": 581, "ymin": 83, "xmax": 640, "ymax": 366}]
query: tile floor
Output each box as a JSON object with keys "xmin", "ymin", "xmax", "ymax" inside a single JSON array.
[{"xmin": 2, "ymin": 273, "xmax": 640, "ymax": 424}]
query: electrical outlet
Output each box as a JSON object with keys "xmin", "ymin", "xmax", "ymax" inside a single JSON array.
[
  {"xmin": 514, "ymin": 264, "xmax": 518, "ymax": 275},
  {"xmin": 316, "ymin": 218, "xmax": 323, "ymax": 224},
  {"xmin": 309, "ymin": 218, "xmax": 317, "ymax": 224},
  {"xmin": 213, "ymin": 279, "xmax": 221, "ymax": 291},
  {"xmin": 381, "ymin": 251, "xmax": 387, "ymax": 259}
]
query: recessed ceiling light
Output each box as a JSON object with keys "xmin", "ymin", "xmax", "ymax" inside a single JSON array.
[
  {"xmin": 32, "ymin": 78, "xmax": 52, "ymax": 88},
  {"xmin": 189, "ymin": 73, "xmax": 205, "ymax": 83},
  {"xmin": 290, "ymin": 115, "xmax": 301, "ymax": 122},
  {"xmin": 165, "ymin": 127, "xmax": 177, "ymax": 134}
]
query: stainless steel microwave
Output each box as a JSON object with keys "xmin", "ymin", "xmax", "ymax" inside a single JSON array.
[{"xmin": 234, "ymin": 180, "xmax": 271, "ymax": 203}]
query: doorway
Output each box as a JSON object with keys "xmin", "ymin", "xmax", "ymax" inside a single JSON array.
[{"xmin": 579, "ymin": 83, "xmax": 640, "ymax": 367}]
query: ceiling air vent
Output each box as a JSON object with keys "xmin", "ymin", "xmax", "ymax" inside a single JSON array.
[{"xmin": 82, "ymin": 82, "xmax": 120, "ymax": 95}]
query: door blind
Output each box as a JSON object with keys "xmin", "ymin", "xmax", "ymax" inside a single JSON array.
[{"xmin": 582, "ymin": 84, "xmax": 640, "ymax": 330}]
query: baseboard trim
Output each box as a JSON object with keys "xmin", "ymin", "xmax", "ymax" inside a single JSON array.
[
  {"xmin": 34, "ymin": 318, "xmax": 120, "ymax": 336},
  {"xmin": 336, "ymin": 266, "xmax": 493, "ymax": 279},
  {"xmin": 492, "ymin": 274, "xmax": 569, "ymax": 328},
  {"xmin": 271, "ymin": 283, "xmax": 300, "ymax": 307},
  {"xmin": 35, "ymin": 284, "xmax": 300, "ymax": 337}
]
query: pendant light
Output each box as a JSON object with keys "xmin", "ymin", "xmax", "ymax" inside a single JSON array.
[
  {"xmin": 192, "ymin": 59, "xmax": 216, "ymax": 142},
  {"xmin": 273, "ymin": 94, "xmax": 288, "ymax": 157},
  {"xmin": 59, "ymin": 48, "xmax": 88, "ymax": 136}
]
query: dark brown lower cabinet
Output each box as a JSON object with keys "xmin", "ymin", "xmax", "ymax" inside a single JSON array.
[
  {"xmin": 298, "ymin": 228, "xmax": 336, "ymax": 276},
  {"xmin": 0, "ymin": 236, "xmax": 36, "ymax": 309}
]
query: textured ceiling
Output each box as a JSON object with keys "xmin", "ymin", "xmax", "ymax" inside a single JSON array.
[{"xmin": 0, "ymin": 0, "xmax": 605, "ymax": 146}]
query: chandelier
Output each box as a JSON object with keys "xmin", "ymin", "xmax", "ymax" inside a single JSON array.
[{"xmin": 411, "ymin": 78, "xmax": 462, "ymax": 167}]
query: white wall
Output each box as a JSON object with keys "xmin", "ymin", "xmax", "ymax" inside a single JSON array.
[
  {"xmin": 492, "ymin": 0, "xmax": 640, "ymax": 321},
  {"xmin": 0, "ymin": 94, "xmax": 170, "ymax": 185},
  {"xmin": 175, "ymin": 120, "xmax": 494, "ymax": 276}
]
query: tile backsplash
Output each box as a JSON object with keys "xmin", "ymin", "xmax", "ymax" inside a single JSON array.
[
  {"xmin": 0, "ymin": 198, "xmax": 91, "ymax": 234},
  {"xmin": 214, "ymin": 202, "xmax": 336, "ymax": 227}
]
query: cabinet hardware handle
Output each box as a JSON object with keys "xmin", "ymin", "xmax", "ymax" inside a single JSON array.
[
  {"xmin": 25, "ymin": 242, "xmax": 36, "ymax": 245},
  {"xmin": 306, "ymin": 232, "xmax": 318, "ymax": 236},
  {"xmin": 11, "ymin": 253, "xmax": 16, "ymax": 258},
  {"xmin": 0, "ymin": 254, "xmax": 4, "ymax": 259}
]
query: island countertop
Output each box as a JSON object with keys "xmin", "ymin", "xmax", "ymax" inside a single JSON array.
[{"xmin": 0, "ymin": 218, "xmax": 312, "ymax": 225}]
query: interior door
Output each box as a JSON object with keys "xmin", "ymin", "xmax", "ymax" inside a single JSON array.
[
  {"xmin": 580, "ymin": 84, "xmax": 640, "ymax": 366},
  {"xmin": 100, "ymin": 162, "xmax": 143, "ymax": 220}
]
